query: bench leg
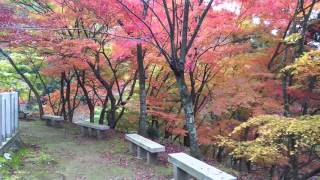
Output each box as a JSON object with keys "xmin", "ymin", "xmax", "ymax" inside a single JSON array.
[
  {"xmin": 173, "ymin": 166, "xmax": 190, "ymax": 180},
  {"xmin": 53, "ymin": 120, "xmax": 62, "ymax": 128},
  {"xmin": 80, "ymin": 126, "xmax": 88, "ymax": 136},
  {"xmin": 52, "ymin": 120, "xmax": 56, "ymax": 127},
  {"xmin": 97, "ymin": 130, "xmax": 104, "ymax": 139},
  {"xmin": 46, "ymin": 119, "xmax": 51, "ymax": 126},
  {"xmin": 137, "ymin": 147, "xmax": 147, "ymax": 159},
  {"xmin": 88, "ymin": 128, "xmax": 93, "ymax": 136},
  {"xmin": 147, "ymin": 152, "xmax": 158, "ymax": 164},
  {"xmin": 56, "ymin": 121, "xmax": 62, "ymax": 128},
  {"xmin": 129, "ymin": 142, "xmax": 137, "ymax": 154}
]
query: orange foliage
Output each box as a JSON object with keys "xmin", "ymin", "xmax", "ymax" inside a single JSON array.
[{"xmin": 198, "ymin": 120, "xmax": 241, "ymax": 145}]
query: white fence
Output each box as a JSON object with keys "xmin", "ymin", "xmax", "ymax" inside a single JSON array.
[{"xmin": 0, "ymin": 92, "xmax": 19, "ymax": 144}]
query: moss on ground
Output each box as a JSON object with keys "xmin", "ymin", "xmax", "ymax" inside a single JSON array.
[
  {"xmin": 0, "ymin": 148, "xmax": 28, "ymax": 179},
  {"xmin": 0, "ymin": 146, "xmax": 60, "ymax": 180}
]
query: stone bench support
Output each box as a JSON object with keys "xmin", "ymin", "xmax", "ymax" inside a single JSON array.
[
  {"xmin": 174, "ymin": 166, "xmax": 190, "ymax": 180},
  {"xmin": 75, "ymin": 121, "xmax": 109, "ymax": 139},
  {"xmin": 42, "ymin": 115, "xmax": 64, "ymax": 128},
  {"xmin": 147, "ymin": 151, "xmax": 158, "ymax": 164},
  {"xmin": 19, "ymin": 111, "xmax": 30, "ymax": 119},
  {"xmin": 125, "ymin": 133, "xmax": 165, "ymax": 164},
  {"xmin": 168, "ymin": 152, "xmax": 237, "ymax": 180}
]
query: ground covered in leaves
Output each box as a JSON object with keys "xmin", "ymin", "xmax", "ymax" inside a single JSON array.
[{"xmin": 6, "ymin": 120, "xmax": 171, "ymax": 179}]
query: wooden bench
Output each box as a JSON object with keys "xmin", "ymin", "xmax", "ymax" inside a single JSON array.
[
  {"xmin": 168, "ymin": 153, "xmax": 237, "ymax": 180},
  {"xmin": 75, "ymin": 121, "xmax": 109, "ymax": 139},
  {"xmin": 125, "ymin": 133, "xmax": 165, "ymax": 164},
  {"xmin": 42, "ymin": 115, "xmax": 64, "ymax": 128}
]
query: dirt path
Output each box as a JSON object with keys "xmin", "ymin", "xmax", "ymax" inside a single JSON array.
[{"xmin": 18, "ymin": 120, "xmax": 171, "ymax": 180}]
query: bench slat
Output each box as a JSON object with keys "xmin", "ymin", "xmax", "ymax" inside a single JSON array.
[
  {"xmin": 42, "ymin": 115, "xmax": 64, "ymax": 121},
  {"xmin": 125, "ymin": 134, "xmax": 165, "ymax": 153},
  {"xmin": 75, "ymin": 121, "xmax": 109, "ymax": 130},
  {"xmin": 168, "ymin": 153, "xmax": 236, "ymax": 180}
]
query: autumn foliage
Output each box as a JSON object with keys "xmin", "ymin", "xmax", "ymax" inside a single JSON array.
[{"xmin": 1, "ymin": 0, "xmax": 320, "ymax": 179}]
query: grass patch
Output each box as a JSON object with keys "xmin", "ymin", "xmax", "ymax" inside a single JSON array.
[
  {"xmin": 0, "ymin": 147, "xmax": 57, "ymax": 179},
  {"xmin": 0, "ymin": 148, "xmax": 29, "ymax": 179},
  {"xmin": 16, "ymin": 120, "xmax": 172, "ymax": 179}
]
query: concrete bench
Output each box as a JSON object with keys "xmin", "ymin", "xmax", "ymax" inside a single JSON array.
[
  {"xmin": 168, "ymin": 153, "xmax": 237, "ymax": 180},
  {"xmin": 42, "ymin": 115, "xmax": 64, "ymax": 128},
  {"xmin": 75, "ymin": 121, "xmax": 109, "ymax": 139},
  {"xmin": 19, "ymin": 111, "xmax": 30, "ymax": 119},
  {"xmin": 125, "ymin": 133, "xmax": 165, "ymax": 164}
]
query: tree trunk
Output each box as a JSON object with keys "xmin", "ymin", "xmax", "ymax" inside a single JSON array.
[
  {"xmin": 67, "ymin": 77, "xmax": 79, "ymax": 122},
  {"xmin": 75, "ymin": 70, "xmax": 95, "ymax": 123},
  {"xmin": 87, "ymin": 64, "xmax": 117, "ymax": 127},
  {"xmin": 280, "ymin": 46, "xmax": 290, "ymax": 117},
  {"xmin": 175, "ymin": 73, "xmax": 202, "ymax": 159},
  {"xmin": 137, "ymin": 44, "xmax": 148, "ymax": 136},
  {"xmin": 0, "ymin": 49, "xmax": 44, "ymax": 117},
  {"xmin": 269, "ymin": 165, "xmax": 276, "ymax": 180},
  {"xmin": 65, "ymin": 77, "xmax": 73, "ymax": 121},
  {"xmin": 183, "ymin": 124, "xmax": 190, "ymax": 147},
  {"xmin": 282, "ymin": 74, "xmax": 290, "ymax": 117},
  {"xmin": 99, "ymin": 96, "xmax": 108, "ymax": 125},
  {"xmin": 302, "ymin": 76, "xmax": 316, "ymax": 115},
  {"xmin": 288, "ymin": 136, "xmax": 298, "ymax": 180},
  {"xmin": 107, "ymin": 103, "xmax": 117, "ymax": 128},
  {"xmin": 60, "ymin": 72, "xmax": 67, "ymax": 120}
]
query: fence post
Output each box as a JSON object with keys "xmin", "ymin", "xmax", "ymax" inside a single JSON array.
[
  {"xmin": 0, "ymin": 92, "xmax": 19, "ymax": 144},
  {"xmin": 10, "ymin": 93, "xmax": 14, "ymax": 134},
  {"xmin": 14, "ymin": 92, "xmax": 19, "ymax": 133},
  {"xmin": 3, "ymin": 93, "xmax": 11, "ymax": 138},
  {"xmin": 0, "ymin": 94, "xmax": 4, "ymax": 143},
  {"xmin": 10, "ymin": 92, "xmax": 18, "ymax": 133}
]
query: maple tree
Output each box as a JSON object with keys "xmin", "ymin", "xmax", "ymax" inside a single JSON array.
[
  {"xmin": 113, "ymin": 0, "xmax": 257, "ymax": 158},
  {"xmin": 268, "ymin": 0, "xmax": 319, "ymax": 117},
  {"xmin": 0, "ymin": 2, "xmax": 45, "ymax": 116},
  {"xmin": 111, "ymin": 0, "xmax": 320, "ymax": 157},
  {"xmin": 2, "ymin": 0, "xmax": 140, "ymax": 127}
]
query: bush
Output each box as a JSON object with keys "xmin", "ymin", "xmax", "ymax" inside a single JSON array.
[{"xmin": 218, "ymin": 115, "xmax": 320, "ymax": 179}]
